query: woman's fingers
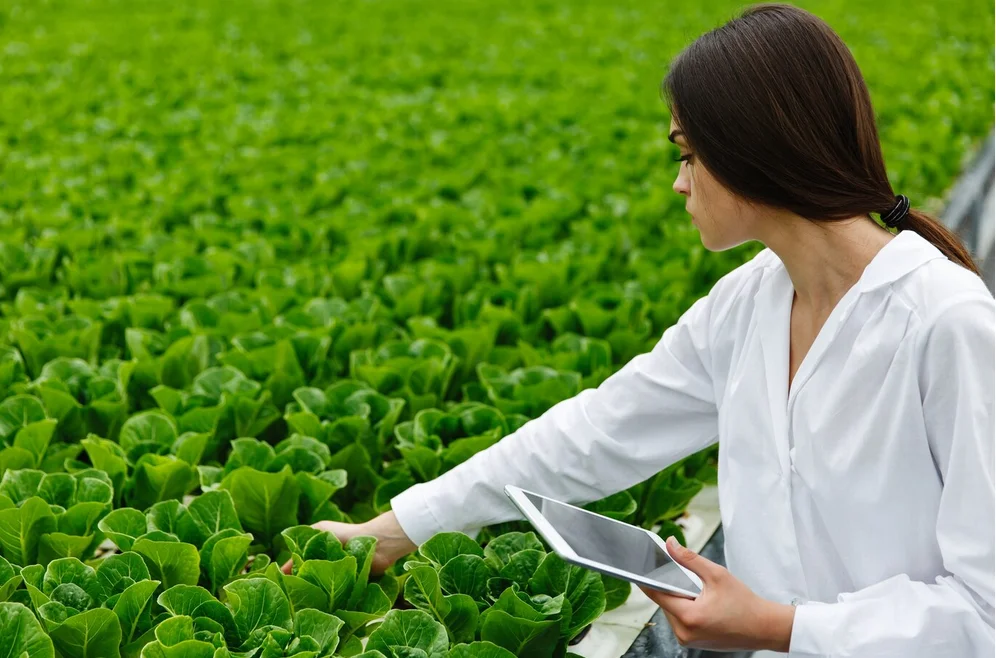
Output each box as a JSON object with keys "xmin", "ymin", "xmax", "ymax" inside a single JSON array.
[
  {"xmin": 277, "ymin": 514, "xmax": 409, "ymax": 577},
  {"xmin": 664, "ymin": 536, "xmax": 721, "ymax": 583},
  {"xmin": 278, "ymin": 521, "xmax": 361, "ymax": 575},
  {"xmin": 641, "ymin": 586, "xmax": 696, "ymax": 617}
]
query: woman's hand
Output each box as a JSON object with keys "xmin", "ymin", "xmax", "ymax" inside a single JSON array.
[
  {"xmin": 281, "ymin": 510, "xmax": 418, "ymax": 575},
  {"xmin": 640, "ymin": 536, "xmax": 796, "ymax": 652}
]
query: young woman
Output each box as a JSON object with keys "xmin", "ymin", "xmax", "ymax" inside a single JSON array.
[{"xmin": 291, "ymin": 4, "xmax": 995, "ymax": 654}]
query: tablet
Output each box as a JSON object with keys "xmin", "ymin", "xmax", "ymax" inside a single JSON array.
[{"xmin": 504, "ymin": 485, "xmax": 703, "ymax": 599}]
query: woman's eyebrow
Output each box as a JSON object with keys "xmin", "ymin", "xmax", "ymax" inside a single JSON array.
[{"xmin": 668, "ymin": 129, "xmax": 684, "ymax": 144}]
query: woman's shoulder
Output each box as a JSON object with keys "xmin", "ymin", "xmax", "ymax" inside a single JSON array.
[
  {"xmin": 892, "ymin": 253, "xmax": 993, "ymax": 325},
  {"xmin": 885, "ymin": 249, "xmax": 994, "ymax": 364},
  {"xmin": 662, "ymin": 249, "xmax": 780, "ymax": 340}
]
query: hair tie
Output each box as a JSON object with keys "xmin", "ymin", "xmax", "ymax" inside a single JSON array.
[{"xmin": 881, "ymin": 194, "xmax": 910, "ymax": 228}]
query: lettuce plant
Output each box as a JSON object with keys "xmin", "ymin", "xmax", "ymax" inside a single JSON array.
[
  {"xmin": 402, "ymin": 532, "xmax": 606, "ymax": 656},
  {"xmin": 475, "ymin": 364, "xmax": 582, "ymax": 418},
  {"xmin": 99, "ymin": 490, "xmax": 251, "ymax": 595},
  {"xmin": 149, "ymin": 366, "xmax": 282, "ymax": 461},
  {"xmin": 285, "ymin": 380, "xmax": 406, "ymax": 454},
  {"xmin": 0, "ymin": 468, "xmax": 114, "ymax": 565},
  {"xmin": 21, "ymin": 555, "xmax": 161, "ymax": 657},
  {"xmin": 389, "ymin": 404, "xmax": 521, "ymax": 485},
  {"xmin": 349, "ymin": 340, "xmax": 457, "ymax": 417},
  {"xmin": 0, "ymin": 601, "xmax": 56, "ymax": 657}
]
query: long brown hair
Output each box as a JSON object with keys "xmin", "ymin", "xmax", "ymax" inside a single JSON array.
[{"xmin": 662, "ymin": 2, "xmax": 981, "ymax": 275}]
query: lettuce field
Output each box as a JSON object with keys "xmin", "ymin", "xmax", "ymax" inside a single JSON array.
[{"xmin": 0, "ymin": 0, "xmax": 992, "ymax": 656}]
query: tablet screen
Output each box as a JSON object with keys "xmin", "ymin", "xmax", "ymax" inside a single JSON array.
[{"xmin": 522, "ymin": 491, "xmax": 701, "ymax": 593}]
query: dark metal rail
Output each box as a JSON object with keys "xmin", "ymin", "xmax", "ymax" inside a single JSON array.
[{"xmin": 940, "ymin": 130, "xmax": 995, "ymax": 291}]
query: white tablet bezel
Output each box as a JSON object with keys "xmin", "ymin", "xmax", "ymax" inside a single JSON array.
[{"xmin": 504, "ymin": 484, "xmax": 702, "ymax": 599}]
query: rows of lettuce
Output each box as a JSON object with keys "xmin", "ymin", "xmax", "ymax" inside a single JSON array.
[
  {"xmin": 0, "ymin": 143, "xmax": 723, "ymax": 657},
  {"xmin": 0, "ymin": 384, "xmax": 712, "ymax": 658},
  {"xmin": 0, "ymin": 316, "xmax": 715, "ymax": 658},
  {"xmin": 0, "ymin": 472, "xmax": 633, "ymax": 658},
  {"xmin": 0, "ymin": 352, "xmax": 714, "ymax": 524}
]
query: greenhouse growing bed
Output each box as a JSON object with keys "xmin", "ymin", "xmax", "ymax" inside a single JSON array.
[{"xmin": 0, "ymin": 0, "xmax": 992, "ymax": 656}]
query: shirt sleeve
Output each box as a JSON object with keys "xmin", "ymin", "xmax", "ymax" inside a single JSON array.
[
  {"xmin": 390, "ymin": 285, "xmax": 726, "ymax": 546},
  {"xmin": 789, "ymin": 290, "xmax": 996, "ymax": 656}
]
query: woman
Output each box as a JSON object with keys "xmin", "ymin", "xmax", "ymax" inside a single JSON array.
[{"xmin": 293, "ymin": 4, "xmax": 996, "ymax": 654}]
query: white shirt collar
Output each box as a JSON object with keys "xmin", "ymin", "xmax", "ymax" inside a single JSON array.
[
  {"xmin": 756, "ymin": 230, "xmax": 948, "ymax": 303},
  {"xmin": 856, "ymin": 230, "xmax": 947, "ymax": 293}
]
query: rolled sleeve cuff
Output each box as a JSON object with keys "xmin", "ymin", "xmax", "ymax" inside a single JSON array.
[
  {"xmin": 789, "ymin": 601, "xmax": 844, "ymax": 656},
  {"xmin": 390, "ymin": 483, "xmax": 447, "ymax": 547}
]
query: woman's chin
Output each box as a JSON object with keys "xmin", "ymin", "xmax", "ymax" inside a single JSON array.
[
  {"xmin": 690, "ymin": 216, "xmax": 730, "ymax": 252},
  {"xmin": 700, "ymin": 234, "xmax": 745, "ymax": 253},
  {"xmin": 696, "ymin": 230, "xmax": 732, "ymax": 252}
]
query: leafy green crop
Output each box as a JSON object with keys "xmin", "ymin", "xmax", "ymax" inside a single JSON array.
[
  {"xmin": 402, "ymin": 531, "xmax": 606, "ymax": 656},
  {"xmin": 391, "ymin": 404, "xmax": 524, "ymax": 484},
  {"xmin": 59, "ymin": 526, "xmax": 605, "ymax": 658},
  {"xmin": 21, "ymin": 555, "xmax": 159, "ymax": 657},
  {"xmin": 0, "ymin": 601, "xmax": 56, "ymax": 657},
  {"xmin": 0, "ymin": 0, "xmax": 991, "ymax": 652},
  {"xmin": 0, "ymin": 468, "xmax": 114, "ymax": 565}
]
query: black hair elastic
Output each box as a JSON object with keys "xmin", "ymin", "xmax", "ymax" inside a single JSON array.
[{"xmin": 881, "ymin": 194, "xmax": 910, "ymax": 228}]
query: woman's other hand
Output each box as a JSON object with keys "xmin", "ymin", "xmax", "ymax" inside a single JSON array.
[
  {"xmin": 640, "ymin": 536, "xmax": 796, "ymax": 652},
  {"xmin": 280, "ymin": 510, "xmax": 418, "ymax": 575}
]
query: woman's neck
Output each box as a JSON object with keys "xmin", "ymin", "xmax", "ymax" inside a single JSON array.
[{"xmin": 759, "ymin": 213, "xmax": 895, "ymax": 311}]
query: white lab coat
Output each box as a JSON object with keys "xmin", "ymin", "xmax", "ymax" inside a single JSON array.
[{"xmin": 391, "ymin": 230, "xmax": 996, "ymax": 657}]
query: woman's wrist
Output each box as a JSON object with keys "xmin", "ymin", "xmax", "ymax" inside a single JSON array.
[
  {"xmin": 365, "ymin": 510, "xmax": 418, "ymax": 562},
  {"xmin": 757, "ymin": 600, "xmax": 796, "ymax": 652}
]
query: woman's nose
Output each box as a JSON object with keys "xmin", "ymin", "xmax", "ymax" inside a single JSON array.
[{"xmin": 673, "ymin": 173, "xmax": 689, "ymax": 196}]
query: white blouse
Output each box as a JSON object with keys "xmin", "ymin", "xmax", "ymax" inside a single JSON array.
[{"xmin": 391, "ymin": 230, "xmax": 996, "ymax": 657}]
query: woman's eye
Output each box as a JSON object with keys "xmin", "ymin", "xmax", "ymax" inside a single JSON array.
[{"xmin": 672, "ymin": 153, "xmax": 693, "ymax": 164}]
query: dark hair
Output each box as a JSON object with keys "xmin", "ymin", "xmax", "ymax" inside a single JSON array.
[{"xmin": 661, "ymin": 2, "xmax": 981, "ymax": 275}]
